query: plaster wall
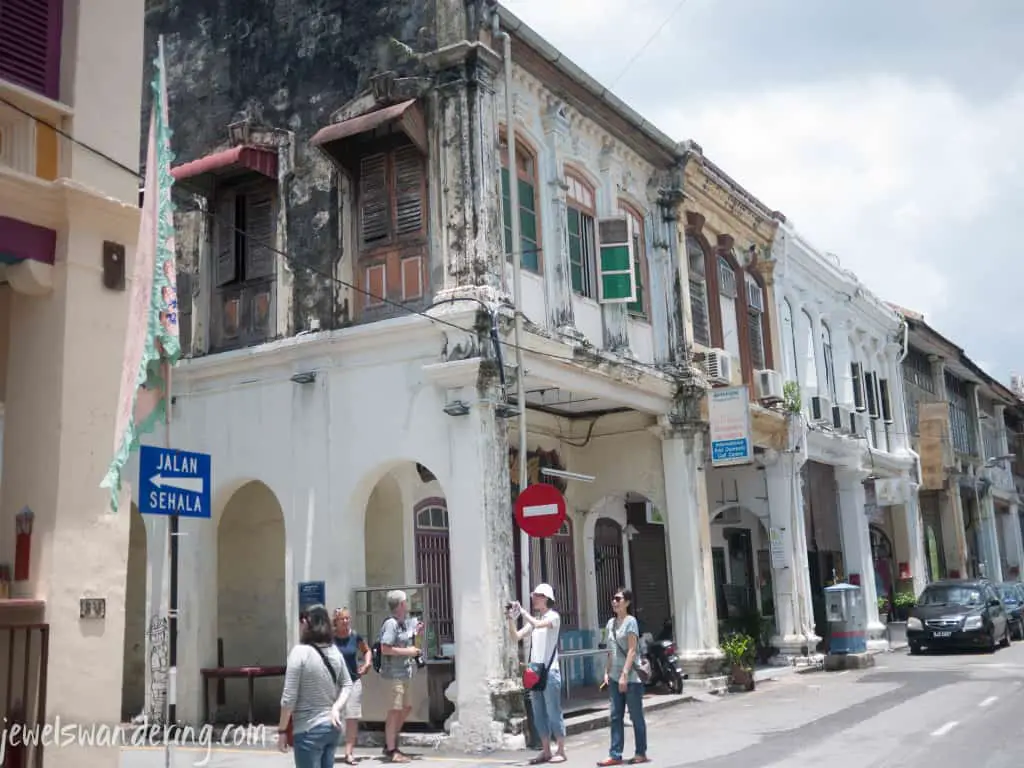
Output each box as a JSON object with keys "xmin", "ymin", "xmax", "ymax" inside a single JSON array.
[{"xmin": 497, "ymin": 65, "xmax": 659, "ymax": 361}]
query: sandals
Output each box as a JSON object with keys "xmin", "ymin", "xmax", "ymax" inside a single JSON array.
[
  {"xmin": 629, "ymin": 758, "xmax": 651, "ymax": 764},
  {"xmin": 342, "ymin": 757, "xmax": 357, "ymax": 766},
  {"xmin": 529, "ymin": 756, "xmax": 551, "ymax": 765},
  {"xmin": 549, "ymin": 756, "xmax": 567, "ymax": 764}
]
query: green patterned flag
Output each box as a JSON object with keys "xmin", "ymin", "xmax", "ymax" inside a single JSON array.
[{"xmin": 101, "ymin": 40, "xmax": 180, "ymax": 513}]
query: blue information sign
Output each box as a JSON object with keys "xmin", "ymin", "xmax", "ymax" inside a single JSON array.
[
  {"xmin": 299, "ymin": 581, "xmax": 326, "ymax": 614},
  {"xmin": 138, "ymin": 445, "xmax": 212, "ymax": 519}
]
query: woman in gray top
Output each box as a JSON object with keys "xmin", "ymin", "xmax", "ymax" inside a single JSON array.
[
  {"xmin": 278, "ymin": 604, "xmax": 353, "ymax": 768},
  {"xmin": 598, "ymin": 587, "xmax": 649, "ymax": 765}
]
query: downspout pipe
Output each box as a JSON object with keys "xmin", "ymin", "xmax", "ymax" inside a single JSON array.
[{"xmin": 493, "ymin": 10, "xmax": 532, "ymax": 604}]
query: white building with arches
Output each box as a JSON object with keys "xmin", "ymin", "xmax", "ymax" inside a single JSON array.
[
  {"xmin": 769, "ymin": 220, "xmax": 925, "ymax": 652},
  {"xmin": 126, "ymin": 3, "xmax": 730, "ymax": 749}
]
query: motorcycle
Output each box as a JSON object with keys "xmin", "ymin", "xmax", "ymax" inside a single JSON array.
[{"xmin": 642, "ymin": 617, "xmax": 687, "ymax": 694}]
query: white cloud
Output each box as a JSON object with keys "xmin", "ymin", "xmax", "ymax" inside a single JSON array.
[{"xmin": 651, "ymin": 76, "xmax": 1024, "ymax": 322}]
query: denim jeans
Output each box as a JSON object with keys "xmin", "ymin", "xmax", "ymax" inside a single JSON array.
[
  {"xmin": 530, "ymin": 668, "xmax": 565, "ymax": 741},
  {"xmin": 609, "ymin": 682, "xmax": 647, "ymax": 759},
  {"xmin": 292, "ymin": 722, "xmax": 339, "ymax": 768}
]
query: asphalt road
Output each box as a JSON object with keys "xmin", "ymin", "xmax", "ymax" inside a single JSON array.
[{"xmin": 116, "ymin": 642, "xmax": 1024, "ymax": 768}]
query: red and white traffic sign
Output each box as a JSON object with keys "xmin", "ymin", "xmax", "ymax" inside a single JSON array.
[{"xmin": 514, "ymin": 483, "xmax": 567, "ymax": 538}]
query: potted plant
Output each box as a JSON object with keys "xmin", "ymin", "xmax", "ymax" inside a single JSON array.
[
  {"xmin": 877, "ymin": 595, "xmax": 890, "ymax": 623},
  {"xmin": 892, "ymin": 591, "xmax": 915, "ymax": 621},
  {"xmin": 721, "ymin": 632, "xmax": 756, "ymax": 692},
  {"xmin": 783, "ymin": 381, "xmax": 802, "ymax": 414}
]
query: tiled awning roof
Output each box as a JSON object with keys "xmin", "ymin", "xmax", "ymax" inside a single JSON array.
[{"xmin": 171, "ymin": 145, "xmax": 278, "ymax": 185}]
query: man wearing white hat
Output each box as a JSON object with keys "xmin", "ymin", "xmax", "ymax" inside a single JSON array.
[{"xmin": 507, "ymin": 583, "xmax": 567, "ymax": 764}]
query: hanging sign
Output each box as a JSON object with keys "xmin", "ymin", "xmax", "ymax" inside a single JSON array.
[{"xmin": 709, "ymin": 386, "xmax": 752, "ymax": 467}]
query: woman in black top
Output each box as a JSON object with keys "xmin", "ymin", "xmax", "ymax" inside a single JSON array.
[{"xmin": 333, "ymin": 608, "xmax": 372, "ymax": 765}]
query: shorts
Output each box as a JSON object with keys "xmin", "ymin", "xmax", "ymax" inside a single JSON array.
[
  {"xmin": 343, "ymin": 679, "xmax": 363, "ymax": 720},
  {"xmin": 389, "ymin": 679, "xmax": 411, "ymax": 711}
]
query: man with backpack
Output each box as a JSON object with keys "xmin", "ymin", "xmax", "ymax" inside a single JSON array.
[{"xmin": 376, "ymin": 589, "xmax": 423, "ymax": 763}]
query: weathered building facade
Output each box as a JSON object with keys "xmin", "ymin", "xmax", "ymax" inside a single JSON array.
[
  {"xmin": 900, "ymin": 310, "xmax": 1024, "ymax": 584},
  {"xmin": 770, "ymin": 224, "xmax": 920, "ymax": 653},
  {"xmin": 130, "ymin": 0, "xmax": 727, "ymax": 748}
]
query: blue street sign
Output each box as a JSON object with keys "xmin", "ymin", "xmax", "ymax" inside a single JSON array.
[
  {"xmin": 299, "ymin": 581, "xmax": 326, "ymax": 615},
  {"xmin": 139, "ymin": 445, "xmax": 212, "ymax": 519}
]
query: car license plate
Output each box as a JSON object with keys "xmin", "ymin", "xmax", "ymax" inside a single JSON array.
[{"xmin": 933, "ymin": 631, "xmax": 952, "ymax": 638}]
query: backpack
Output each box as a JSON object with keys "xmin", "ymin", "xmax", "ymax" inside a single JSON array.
[{"xmin": 371, "ymin": 617, "xmax": 393, "ymax": 674}]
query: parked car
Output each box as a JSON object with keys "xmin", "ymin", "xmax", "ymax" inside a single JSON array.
[
  {"xmin": 906, "ymin": 579, "xmax": 1011, "ymax": 655},
  {"xmin": 996, "ymin": 583, "xmax": 1024, "ymax": 640}
]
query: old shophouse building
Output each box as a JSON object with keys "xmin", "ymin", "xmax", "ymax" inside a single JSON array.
[
  {"xmin": 767, "ymin": 225, "xmax": 922, "ymax": 654},
  {"xmin": 128, "ymin": 0, "xmax": 731, "ymax": 748},
  {"xmin": 900, "ymin": 309, "xmax": 1024, "ymax": 584}
]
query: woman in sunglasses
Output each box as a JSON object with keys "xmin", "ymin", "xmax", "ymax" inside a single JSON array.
[{"xmin": 597, "ymin": 588, "xmax": 649, "ymax": 766}]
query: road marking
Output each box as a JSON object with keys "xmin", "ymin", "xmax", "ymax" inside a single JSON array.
[
  {"xmin": 979, "ymin": 695, "xmax": 999, "ymax": 708},
  {"xmin": 931, "ymin": 721, "xmax": 958, "ymax": 737}
]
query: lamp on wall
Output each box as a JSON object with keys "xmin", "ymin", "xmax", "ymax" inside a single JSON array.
[
  {"xmin": 290, "ymin": 371, "xmax": 316, "ymax": 385},
  {"xmin": 541, "ymin": 467, "xmax": 596, "ymax": 483}
]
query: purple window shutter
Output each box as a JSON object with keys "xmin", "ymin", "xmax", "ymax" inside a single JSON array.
[{"xmin": 0, "ymin": 0, "xmax": 63, "ymax": 100}]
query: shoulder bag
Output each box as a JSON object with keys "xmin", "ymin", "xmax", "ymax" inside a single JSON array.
[
  {"xmin": 522, "ymin": 621, "xmax": 560, "ymax": 692},
  {"xmin": 613, "ymin": 619, "xmax": 652, "ymax": 684}
]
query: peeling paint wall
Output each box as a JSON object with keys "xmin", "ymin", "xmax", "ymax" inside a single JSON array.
[{"xmin": 143, "ymin": 0, "xmax": 443, "ymax": 348}]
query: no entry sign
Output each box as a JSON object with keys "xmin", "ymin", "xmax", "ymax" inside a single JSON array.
[{"xmin": 514, "ymin": 483, "xmax": 567, "ymax": 538}]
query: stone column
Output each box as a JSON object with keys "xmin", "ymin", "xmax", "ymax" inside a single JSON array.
[
  {"xmin": 834, "ymin": 467, "xmax": 888, "ymax": 651},
  {"xmin": 830, "ymin": 315, "xmax": 855, "ymax": 408},
  {"xmin": 538, "ymin": 98, "xmax": 580, "ymax": 339},
  {"xmin": 999, "ymin": 502, "xmax": 1024, "ymax": 581},
  {"xmin": 444, "ymin": 364, "xmax": 520, "ymax": 750},
  {"xmin": 902, "ymin": 484, "xmax": 928, "ymax": 596},
  {"xmin": 597, "ymin": 138, "xmax": 631, "ymax": 355},
  {"xmin": 809, "ymin": 309, "xmax": 827, "ymax": 398},
  {"xmin": 658, "ymin": 419, "xmax": 722, "ymax": 675},
  {"xmin": 977, "ymin": 491, "xmax": 1002, "ymax": 581},
  {"xmin": 427, "ymin": 42, "xmax": 507, "ymax": 303},
  {"xmin": 762, "ymin": 447, "xmax": 820, "ymax": 660}
]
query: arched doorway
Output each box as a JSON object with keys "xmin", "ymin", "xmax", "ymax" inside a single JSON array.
[
  {"xmin": 594, "ymin": 519, "xmax": 625, "ymax": 627},
  {"xmin": 870, "ymin": 524, "xmax": 896, "ymax": 608},
  {"xmin": 217, "ymin": 481, "xmax": 286, "ymax": 723},
  {"xmin": 711, "ymin": 505, "xmax": 775, "ymax": 644},
  {"xmin": 359, "ymin": 462, "xmax": 451, "ymax": 725},
  {"xmin": 121, "ymin": 504, "xmax": 147, "ymax": 721}
]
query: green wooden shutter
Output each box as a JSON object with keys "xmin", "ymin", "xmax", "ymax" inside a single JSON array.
[{"xmin": 597, "ymin": 217, "xmax": 635, "ymax": 303}]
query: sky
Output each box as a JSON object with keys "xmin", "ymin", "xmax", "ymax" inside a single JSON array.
[{"xmin": 504, "ymin": 0, "xmax": 1024, "ymax": 386}]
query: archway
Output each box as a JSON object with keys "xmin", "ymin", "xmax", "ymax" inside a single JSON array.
[
  {"xmin": 870, "ymin": 524, "xmax": 896, "ymax": 610},
  {"xmin": 216, "ymin": 481, "xmax": 286, "ymax": 723},
  {"xmin": 120, "ymin": 504, "xmax": 147, "ymax": 721},
  {"xmin": 711, "ymin": 505, "xmax": 774, "ymax": 646},
  {"xmin": 359, "ymin": 462, "xmax": 451, "ymax": 725}
]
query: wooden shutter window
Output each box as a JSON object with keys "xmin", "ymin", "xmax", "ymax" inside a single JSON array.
[
  {"xmin": 359, "ymin": 153, "xmax": 389, "ymax": 245},
  {"xmin": 0, "ymin": 0, "xmax": 63, "ymax": 100},
  {"xmin": 690, "ymin": 278, "xmax": 711, "ymax": 347},
  {"xmin": 748, "ymin": 310, "xmax": 765, "ymax": 370},
  {"xmin": 244, "ymin": 192, "xmax": 275, "ymax": 279},
  {"xmin": 393, "ymin": 146, "xmax": 424, "ymax": 236},
  {"xmin": 214, "ymin": 191, "xmax": 238, "ymax": 287}
]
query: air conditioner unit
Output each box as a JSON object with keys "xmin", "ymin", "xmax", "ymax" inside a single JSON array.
[
  {"xmin": 697, "ymin": 349, "xmax": 732, "ymax": 386},
  {"xmin": 810, "ymin": 395, "xmax": 832, "ymax": 423},
  {"xmin": 756, "ymin": 369, "xmax": 784, "ymax": 404}
]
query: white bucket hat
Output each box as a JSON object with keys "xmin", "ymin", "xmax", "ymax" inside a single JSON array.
[{"xmin": 532, "ymin": 583, "xmax": 555, "ymax": 601}]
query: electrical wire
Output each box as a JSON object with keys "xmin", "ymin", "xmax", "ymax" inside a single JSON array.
[
  {"xmin": 7, "ymin": 91, "xmax": 1022, "ymax": 461},
  {"xmin": 0, "ymin": 92, "xmax": 684, "ymax": 383},
  {"xmin": 608, "ymin": 0, "xmax": 690, "ymax": 88}
]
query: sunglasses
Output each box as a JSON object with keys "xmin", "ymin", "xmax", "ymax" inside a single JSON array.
[{"xmin": 612, "ymin": 595, "xmax": 624, "ymax": 602}]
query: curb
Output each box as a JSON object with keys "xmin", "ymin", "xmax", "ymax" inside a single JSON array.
[{"xmin": 563, "ymin": 693, "xmax": 696, "ymax": 736}]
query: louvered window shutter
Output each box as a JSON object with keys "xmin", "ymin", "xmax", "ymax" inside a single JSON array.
[
  {"xmin": 244, "ymin": 191, "xmax": 275, "ymax": 279},
  {"xmin": 215, "ymin": 191, "xmax": 238, "ymax": 286},
  {"xmin": 359, "ymin": 153, "xmax": 389, "ymax": 245},
  {"xmin": 393, "ymin": 146, "xmax": 424, "ymax": 236},
  {"xmin": 690, "ymin": 279, "xmax": 711, "ymax": 347},
  {"xmin": 748, "ymin": 310, "xmax": 765, "ymax": 370},
  {"xmin": 0, "ymin": 0, "xmax": 62, "ymax": 99}
]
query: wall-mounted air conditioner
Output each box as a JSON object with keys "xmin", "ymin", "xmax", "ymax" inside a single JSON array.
[
  {"xmin": 756, "ymin": 369, "xmax": 784, "ymax": 404},
  {"xmin": 697, "ymin": 349, "xmax": 732, "ymax": 386},
  {"xmin": 810, "ymin": 395, "xmax": 832, "ymax": 423}
]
